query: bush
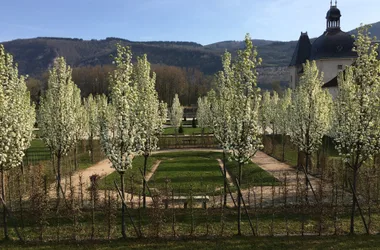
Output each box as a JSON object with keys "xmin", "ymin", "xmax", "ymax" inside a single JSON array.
[
  {"xmin": 178, "ymin": 125, "xmax": 184, "ymax": 134},
  {"xmin": 192, "ymin": 118, "xmax": 197, "ymax": 128}
]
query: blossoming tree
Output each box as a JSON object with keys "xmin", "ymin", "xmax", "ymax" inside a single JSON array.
[
  {"xmin": 99, "ymin": 44, "xmax": 139, "ymax": 238},
  {"xmin": 228, "ymin": 34, "xmax": 262, "ymax": 235},
  {"xmin": 134, "ymin": 54, "xmax": 167, "ymax": 208},
  {"xmin": 208, "ymin": 51, "xmax": 234, "ymax": 207},
  {"xmin": 0, "ymin": 45, "xmax": 35, "ymax": 239},
  {"xmin": 275, "ymin": 88, "xmax": 292, "ymax": 161},
  {"xmin": 259, "ymin": 91, "xmax": 271, "ymax": 135},
  {"xmin": 333, "ymin": 25, "xmax": 380, "ymax": 234},
  {"xmin": 84, "ymin": 94, "xmax": 107, "ymax": 163},
  {"xmin": 170, "ymin": 94, "xmax": 183, "ymax": 137},
  {"xmin": 38, "ymin": 57, "xmax": 82, "ymax": 198},
  {"xmin": 288, "ymin": 60, "xmax": 333, "ymax": 175},
  {"xmin": 196, "ymin": 96, "xmax": 211, "ymax": 136}
]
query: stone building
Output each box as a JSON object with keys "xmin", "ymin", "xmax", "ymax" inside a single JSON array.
[{"xmin": 289, "ymin": 1, "xmax": 357, "ymax": 98}]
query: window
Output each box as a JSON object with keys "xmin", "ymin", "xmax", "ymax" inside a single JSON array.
[
  {"xmin": 337, "ymin": 65, "xmax": 343, "ymax": 70},
  {"xmin": 290, "ymin": 75, "xmax": 293, "ymax": 83}
]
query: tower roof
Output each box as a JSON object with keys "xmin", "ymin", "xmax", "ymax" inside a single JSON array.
[
  {"xmin": 289, "ymin": 32, "xmax": 312, "ymax": 66},
  {"xmin": 326, "ymin": 5, "xmax": 341, "ymax": 21}
]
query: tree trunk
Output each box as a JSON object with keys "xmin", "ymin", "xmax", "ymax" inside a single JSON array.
[
  {"xmin": 1, "ymin": 169, "xmax": 9, "ymax": 240},
  {"xmin": 120, "ymin": 172, "xmax": 127, "ymax": 239},
  {"xmin": 51, "ymin": 149, "xmax": 56, "ymax": 176},
  {"xmin": 56, "ymin": 153, "xmax": 62, "ymax": 200},
  {"xmin": 201, "ymin": 128, "xmax": 205, "ymax": 147},
  {"xmin": 223, "ymin": 151, "xmax": 227, "ymax": 207},
  {"xmin": 175, "ymin": 128, "xmax": 178, "ymax": 148},
  {"xmin": 271, "ymin": 125, "xmax": 275, "ymax": 155},
  {"xmin": 74, "ymin": 144, "xmax": 78, "ymax": 171},
  {"xmin": 90, "ymin": 135, "xmax": 94, "ymax": 163},
  {"xmin": 237, "ymin": 162, "xmax": 243, "ymax": 235},
  {"xmin": 282, "ymin": 134, "xmax": 285, "ymax": 162},
  {"xmin": 91, "ymin": 182, "xmax": 95, "ymax": 240},
  {"xmin": 350, "ymin": 167, "xmax": 358, "ymax": 234},
  {"xmin": 305, "ymin": 152, "xmax": 310, "ymax": 196},
  {"xmin": 143, "ymin": 154, "xmax": 148, "ymax": 208}
]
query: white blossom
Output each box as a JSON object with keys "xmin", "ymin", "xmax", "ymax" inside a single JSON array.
[
  {"xmin": 196, "ymin": 96, "xmax": 211, "ymax": 134},
  {"xmin": 332, "ymin": 24, "xmax": 380, "ymax": 234},
  {"xmin": 0, "ymin": 45, "xmax": 35, "ymax": 171},
  {"xmin": 169, "ymin": 94, "xmax": 183, "ymax": 134},
  {"xmin": 99, "ymin": 45, "xmax": 139, "ymax": 172},
  {"xmin": 288, "ymin": 60, "xmax": 333, "ymax": 163},
  {"xmin": 276, "ymin": 88, "xmax": 292, "ymax": 136}
]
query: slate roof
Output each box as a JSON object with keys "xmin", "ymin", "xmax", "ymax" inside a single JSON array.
[
  {"xmin": 322, "ymin": 75, "xmax": 339, "ymax": 88},
  {"xmin": 310, "ymin": 29, "xmax": 357, "ymax": 60},
  {"xmin": 289, "ymin": 33, "xmax": 312, "ymax": 66},
  {"xmin": 326, "ymin": 5, "xmax": 341, "ymax": 21}
]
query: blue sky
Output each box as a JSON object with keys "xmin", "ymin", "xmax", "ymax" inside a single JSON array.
[{"xmin": 1, "ymin": 0, "xmax": 379, "ymax": 45}]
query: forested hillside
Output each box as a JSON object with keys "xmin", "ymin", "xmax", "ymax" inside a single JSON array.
[{"xmin": 2, "ymin": 21, "xmax": 379, "ymax": 105}]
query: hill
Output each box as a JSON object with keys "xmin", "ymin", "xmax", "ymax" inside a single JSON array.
[{"xmin": 1, "ymin": 21, "xmax": 379, "ymax": 87}]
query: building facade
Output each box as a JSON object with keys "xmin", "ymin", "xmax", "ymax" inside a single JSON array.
[{"xmin": 289, "ymin": 1, "xmax": 357, "ymax": 98}]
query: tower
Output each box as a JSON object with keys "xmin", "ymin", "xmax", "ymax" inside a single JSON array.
[{"xmin": 326, "ymin": 1, "xmax": 341, "ymax": 30}]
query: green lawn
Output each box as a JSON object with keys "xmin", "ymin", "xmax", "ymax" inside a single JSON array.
[
  {"xmin": 164, "ymin": 120, "xmax": 194, "ymax": 126},
  {"xmin": 98, "ymin": 155, "xmax": 159, "ymax": 193},
  {"xmin": 163, "ymin": 127, "xmax": 212, "ymax": 135},
  {"xmin": 24, "ymin": 139, "xmax": 51, "ymax": 164},
  {"xmin": 226, "ymin": 159, "xmax": 280, "ymax": 188},
  {"xmin": 23, "ymin": 139, "xmax": 103, "ymax": 183},
  {"xmin": 98, "ymin": 151, "xmax": 278, "ymax": 195},
  {"xmin": 148, "ymin": 151, "xmax": 223, "ymax": 195},
  {"xmin": 2, "ymin": 234, "xmax": 380, "ymax": 249}
]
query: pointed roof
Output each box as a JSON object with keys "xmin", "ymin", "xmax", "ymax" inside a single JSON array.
[{"xmin": 289, "ymin": 32, "xmax": 312, "ymax": 67}]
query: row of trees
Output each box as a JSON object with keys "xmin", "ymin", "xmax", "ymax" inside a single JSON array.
[
  {"xmin": 242, "ymin": 26, "xmax": 380, "ymax": 234},
  {"xmin": 192, "ymin": 25, "xmax": 380, "ymax": 234},
  {"xmin": 36, "ymin": 44, "xmax": 189, "ymax": 239},
  {"xmin": 0, "ymin": 42, "xmax": 188, "ymax": 239}
]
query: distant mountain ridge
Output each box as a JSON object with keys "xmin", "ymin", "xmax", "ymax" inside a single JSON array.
[{"xmin": 1, "ymin": 21, "xmax": 379, "ymax": 86}]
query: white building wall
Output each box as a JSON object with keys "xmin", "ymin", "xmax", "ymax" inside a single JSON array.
[
  {"xmin": 289, "ymin": 66, "xmax": 297, "ymax": 89},
  {"xmin": 315, "ymin": 58, "xmax": 354, "ymax": 83}
]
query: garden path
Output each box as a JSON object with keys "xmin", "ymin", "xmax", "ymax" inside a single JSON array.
[
  {"xmin": 216, "ymin": 159, "xmax": 234, "ymax": 185},
  {"xmin": 144, "ymin": 160, "xmax": 162, "ymax": 182}
]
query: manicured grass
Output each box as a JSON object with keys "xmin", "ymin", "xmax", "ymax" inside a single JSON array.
[
  {"xmin": 226, "ymin": 159, "xmax": 280, "ymax": 188},
  {"xmin": 24, "ymin": 139, "xmax": 51, "ymax": 164},
  {"xmin": 2, "ymin": 235, "xmax": 380, "ymax": 249},
  {"xmin": 24, "ymin": 139, "xmax": 104, "ymax": 184},
  {"xmin": 148, "ymin": 151, "xmax": 223, "ymax": 195},
  {"xmin": 164, "ymin": 120, "xmax": 194, "ymax": 126},
  {"xmin": 98, "ymin": 151, "xmax": 279, "ymax": 194},
  {"xmin": 98, "ymin": 155, "xmax": 159, "ymax": 193},
  {"xmin": 163, "ymin": 127, "xmax": 212, "ymax": 135},
  {"xmin": 272, "ymin": 143, "xmax": 298, "ymax": 167}
]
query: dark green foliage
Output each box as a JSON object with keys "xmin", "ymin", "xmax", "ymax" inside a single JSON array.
[
  {"xmin": 192, "ymin": 118, "xmax": 197, "ymax": 128},
  {"xmin": 178, "ymin": 125, "xmax": 184, "ymax": 134}
]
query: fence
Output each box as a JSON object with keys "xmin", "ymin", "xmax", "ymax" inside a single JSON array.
[
  {"xmin": 158, "ymin": 134, "xmax": 218, "ymax": 149},
  {"xmin": 0, "ymin": 162, "xmax": 379, "ymax": 241}
]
